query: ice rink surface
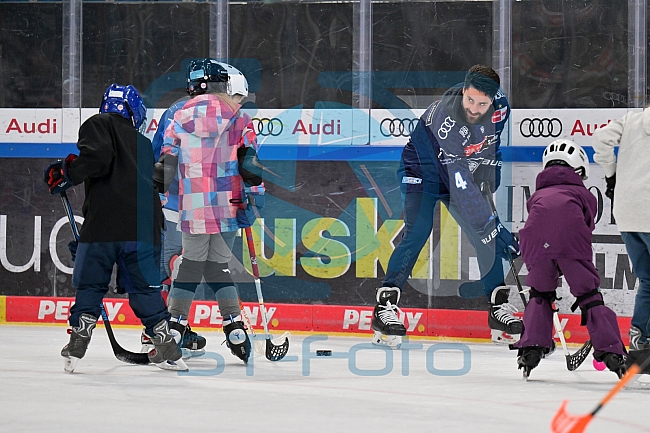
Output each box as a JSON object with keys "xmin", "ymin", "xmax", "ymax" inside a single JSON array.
[{"xmin": 1, "ymin": 325, "xmax": 649, "ymax": 433}]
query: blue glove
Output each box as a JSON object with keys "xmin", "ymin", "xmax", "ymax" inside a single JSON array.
[
  {"xmin": 236, "ymin": 207, "xmax": 252, "ymax": 228},
  {"xmin": 481, "ymin": 217, "xmax": 520, "ymax": 259},
  {"xmin": 44, "ymin": 154, "xmax": 76, "ymax": 194}
]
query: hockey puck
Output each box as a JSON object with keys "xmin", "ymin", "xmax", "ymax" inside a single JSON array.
[{"xmin": 316, "ymin": 350, "xmax": 332, "ymax": 356}]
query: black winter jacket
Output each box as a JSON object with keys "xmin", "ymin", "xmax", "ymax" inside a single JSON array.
[{"xmin": 67, "ymin": 113, "xmax": 163, "ymax": 244}]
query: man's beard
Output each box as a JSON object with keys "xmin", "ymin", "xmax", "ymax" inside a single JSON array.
[{"xmin": 464, "ymin": 109, "xmax": 486, "ymax": 124}]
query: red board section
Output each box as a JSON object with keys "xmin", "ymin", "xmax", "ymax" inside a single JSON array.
[{"xmin": 1, "ymin": 296, "xmax": 631, "ymax": 344}]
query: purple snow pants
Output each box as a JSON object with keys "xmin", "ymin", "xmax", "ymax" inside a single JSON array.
[{"xmin": 514, "ymin": 258, "xmax": 625, "ymax": 355}]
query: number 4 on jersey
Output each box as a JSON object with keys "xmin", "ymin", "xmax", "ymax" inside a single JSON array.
[{"xmin": 454, "ymin": 171, "xmax": 467, "ymax": 189}]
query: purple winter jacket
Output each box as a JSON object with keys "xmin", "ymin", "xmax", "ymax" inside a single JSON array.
[{"xmin": 519, "ymin": 165, "xmax": 596, "ymax": 264}]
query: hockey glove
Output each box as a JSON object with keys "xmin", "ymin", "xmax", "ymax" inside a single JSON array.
[
  {"xmin": 44, "ymin": 154, "xmax": 76, "ymax": 195},
  {"xmin": 153, "ymin": 153, "xmax": 178, "ymax": 193},
  {"xmin": 237, "ymin": 146, "xmax": 263, "ymax": 186},
  {"xmin": 605, "ymin": 174, "xmax": 616, "ymax": 201},
  {"xmin": 480, "ymin": 216, "xmax": 520, "ymax": 260},
  {"xmin": 473, "ymin": 160, "xmax": 501, "ymax": 192},
  {"xmin": 68, "ymin": 240, "xmax": 78, "ymax": 262}
]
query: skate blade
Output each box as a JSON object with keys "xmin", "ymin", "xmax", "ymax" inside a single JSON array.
[
  {"xmin": 491, "ymin": 329, "xmax": 520, "ymax": 345},
  {"xmin": 371, "ymin": 331, "xmax": 402, "ymax": 349},
  {"xmin": 181, "ymin": 348, "xmax": 206, "ymax": 359},
  {"xmin": 625, "ymin": 376, "xmax": 650, "ymax": 390},
  {"xmin": 154, "ymin": 358, "xmax": 189, "ymax": 372},
  {"xmin": 63, "ymin": 356, "xmax": 80, "ymax": 373}
]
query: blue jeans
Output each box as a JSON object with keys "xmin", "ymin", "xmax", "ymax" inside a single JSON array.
[
  {"xmin": 621, "ymin": 232, "xmax": 650, "ymax": 342},
  {"xmin": 383, "ymin": 191, "xmax": 506, "ymax": 297}
]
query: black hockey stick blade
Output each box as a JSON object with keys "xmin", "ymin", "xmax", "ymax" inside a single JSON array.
[
  {"xmin": 265, "ymin": 334, "xmax": 290, "ymax": 361},
  {"xmin": 60, "ymin": 192, "xmax": 149, "ymax": 366},
  {"xmin": 566, "ymin": 340, "xmax": 592, "ymax": 371},
  {"xmin": 99, "ymin": 304, "xmax": 150, "ymax": 365}
]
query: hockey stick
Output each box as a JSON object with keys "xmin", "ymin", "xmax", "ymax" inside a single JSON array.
[
  {"xmin": 550, "ymin": 355, "xmax": 650, "ymax": 433},
  {"xmin": 242, "ymin": 225, "xmax": 290, "ymax": 361},
  {"xmin": 238, "ymin": 298, "xmax": 266, "ymax": 356},
  {"xmin": 480, "ymin": 183, "xmax": 592, "ymax": 370},
  {"xmin": 480, "ymin": 182, "xmax": 527, "ymax": 307},
  {"xmin": 60, "ymin": 192, "xmax": 150, "ymax": 365}
]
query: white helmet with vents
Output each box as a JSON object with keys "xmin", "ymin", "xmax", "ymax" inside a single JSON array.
[
  {"xmin": 217, "ymin": 62, "xmax": 249, "ymax": 98},
  {"xmin": 542, "ymin": 139, "xmax": 590, "ymax": 180}
]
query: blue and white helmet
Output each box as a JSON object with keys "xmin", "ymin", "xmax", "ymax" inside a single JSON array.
[
  {"xmin": 186, "ymin": 59, "xmax": 229, "ymax": 96},
  {"xmin": 100, "ymin": 84, "xmax": 147, "ymax": 129},
  {"xmin": 216, "ymin": 62, "xmax": 249, "ymax": 98}
]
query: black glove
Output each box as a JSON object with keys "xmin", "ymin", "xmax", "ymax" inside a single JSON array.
[
  {"xmin": 153, "ymin": 153, "xmax": 178, "ymax": 193},
  {"xmin": 605, "ymin": 174, "xmax": 616, "ymax": 201},
  {"xmin": 481, "ymin": 217, "xmax": 520, "ymax": 260},
  {"xmin": 43, "ymin": 154, "xmax": 76, "ymax": 194},
  {"xmin": 67, "ymin": 240, "xmax": 78, "ymax": 262},
  {"xmin": 237, "ymin": 146, "xmax": 263, "ymax": 186},
  {"xmin": 473, "ymin": 162, "xmax": 501, "ymax": 193}
]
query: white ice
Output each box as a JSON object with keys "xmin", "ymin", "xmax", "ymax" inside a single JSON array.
[{"xmin": 1, "ymin": 325, "xmax": 649, "ymax": 433}]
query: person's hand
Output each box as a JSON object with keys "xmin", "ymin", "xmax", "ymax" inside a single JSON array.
[
  {"xmin": 67, "ymin": 240, "xmax": 78, "ymax": 262},
  {"xmin": 481, "ymin": 217, "xmax": 520, "ymax": 259},
  {"xmin": 605, "ymin": 174, "xmax": 616, "ymax": 201},
  {"xmin": 43, "ymin": 154, "xmax": 76, "ymax": 194}
]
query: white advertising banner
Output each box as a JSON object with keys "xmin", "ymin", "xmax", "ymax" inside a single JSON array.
[{"xmin": 0, "ymin": 107, "xmax": 640, "ymax": 147}]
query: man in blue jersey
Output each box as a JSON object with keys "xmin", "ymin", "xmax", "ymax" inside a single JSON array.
[{"xmin": 373, "ymin": 65, "xmax": 522, "ymax": 347}]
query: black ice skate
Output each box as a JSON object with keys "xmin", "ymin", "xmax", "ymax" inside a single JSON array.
[
  {"xmin": 61, "ymin": 313, "xmax": 97, "ymax": 373},
  {"xmin": 169, "ymin": 316, "xmax": 206, "ymax": 359},
  {"xmin": 489, "ymin": 287, "xmax": 523, "ymax": 344},
  {"xmin": 371, "ymin": 287, "xmax": 406, "ymax": 349},
  {"xmin": 517, "ymin": 346, "xmax": 544, "ymax": 381},
  {"xmin": 147, "ymin": 319, "xmax": 188, "ymax": 371},
  {"xmin": 626, "ymin": 326, "xmax": 650, "ymax": 375},
  {"xmin": 594, "ymin": 351, "xmax": 627, "ymax": 379},
  {"xmin": 223, "ymin": 315, "xmax": 252, "ymax": 363}
]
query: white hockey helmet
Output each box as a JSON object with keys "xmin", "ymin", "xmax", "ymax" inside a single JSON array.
[
  {"xmin": 542, "ymin": 139, "xmax": 590, "ymax": 180},
  {"xmin": 217, "ymin": 62, "xmax": 249, "ymax": 98}
]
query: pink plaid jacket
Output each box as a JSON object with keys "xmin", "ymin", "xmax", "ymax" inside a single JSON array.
[{"xmin": 161, "ymin": 94, "xmax": 259, "ymax": 234}]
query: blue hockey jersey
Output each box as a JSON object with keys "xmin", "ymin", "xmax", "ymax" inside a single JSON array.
[{"xmin": 398, "ymin": 85, "xmax": 510, "ymax": 233}]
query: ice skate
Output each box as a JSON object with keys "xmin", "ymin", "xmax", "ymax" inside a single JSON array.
[
  {"xmin": 489, "ymin": 287, "xmax": 522, "ymax": 344},
  {"xmin": 517, "ymin": 346, "xmax": 544, "ymax": 381},
  {"xmin": 594, "ymin": 351, "xmax": 627, "ymax": 379},
  {"xmin": 169, "ymin": 317, "xmax": 206, "ymax": 359},
  {"xmin": 140, "ymin": 329, "xmax": 153, "ymax": 353},
  {"xmin": 147, "ymin": 319, "xmax": 188, "ymax": 371},
  {"xmin": 626, "ymin": 326, "xmax": 650, "ymax": 376},
  {"xmin": 223, "ymin": 315, "xmax": 252, "ymax": 363},
  {"xmin": 61, "ymin": 313, "xmax": 97, "ymax": 373},
  {"xmin": 371, "ymin": 287, "xmax": 406, "ymax": 349}
]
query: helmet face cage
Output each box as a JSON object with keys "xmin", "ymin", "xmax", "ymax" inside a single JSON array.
[
  {"xmin": 100, "ymin": 84, "xmax": 147, "ymax": 129},
  {"xmin": 542, "ymin": 139, "xmax": 590, "ymax": 180},
  {"xmin": 186, "ymin": 59, "xmax": 229, "ymax": 96}
]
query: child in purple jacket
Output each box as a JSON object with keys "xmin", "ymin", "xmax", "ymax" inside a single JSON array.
[{"xmin": 513, "ymin": 139, "xmax": 626, "ymax": 378}]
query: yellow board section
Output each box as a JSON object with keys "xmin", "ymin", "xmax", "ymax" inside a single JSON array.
[
  {"xmin": 0, "ymin": 296, "xmax": 6, "ymax": 323},
  {"xmin": 439, "ymin": 203, "xmax": 460, "ymax": 280}
]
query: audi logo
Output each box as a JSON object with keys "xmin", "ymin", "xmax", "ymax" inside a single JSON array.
[
  {"xmin": 252, "ymin": 117, "xmax": 283, "ymax": 136},
  {"xmin": 520, "ymin": 118, "xmax": 562, "ymax": 138},
  {"xmin": 380, "ymin": 118, "xmax": 418, "ymax": 137}
]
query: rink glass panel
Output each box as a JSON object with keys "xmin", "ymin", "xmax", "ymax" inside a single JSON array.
[
  {"xmin": 0, "ymin": 4, "xmax": 62, "ymax": 108},
  {"xmin": 81, "ymin": 3, "xmax": 211, "ymax": 109},
  {"xmin": 230, "ymin": 2, "xmax": 354, "ymax": 109},
  {"xmin": 510, "ymin": 0, "xmax": 629, "ymax": 109},
  {"xmin": 372, "ymin": 1, "xmax": 492, "ymax": 109}
]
